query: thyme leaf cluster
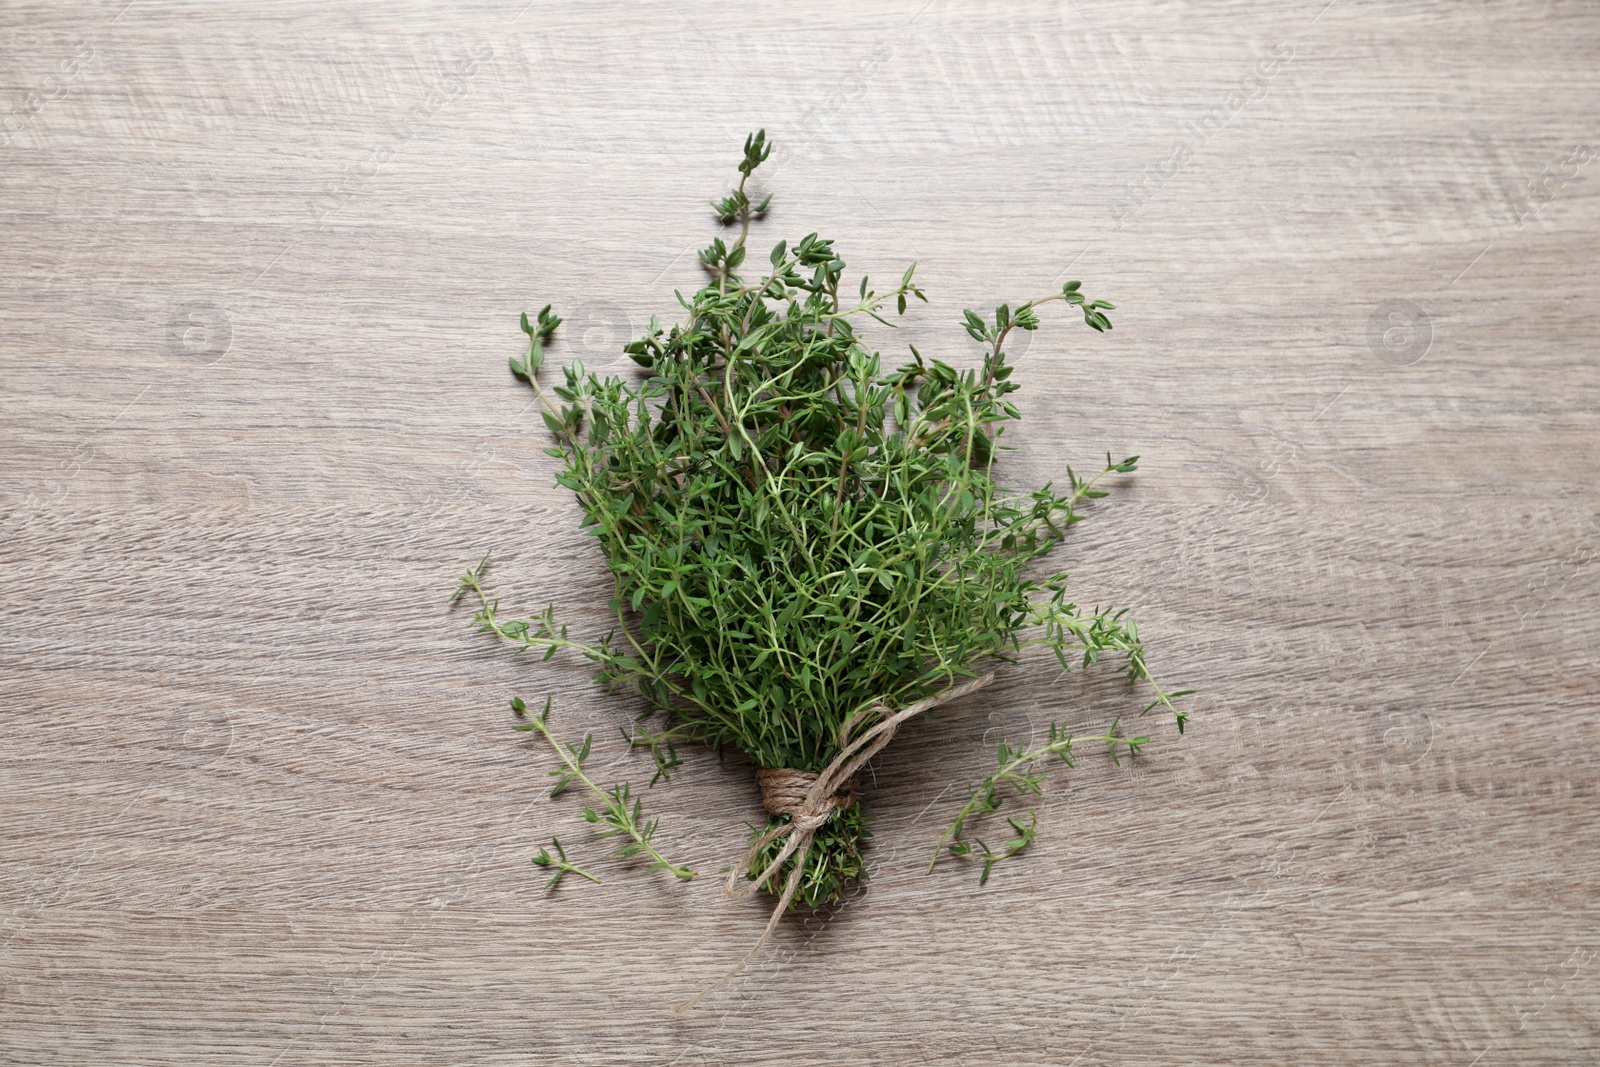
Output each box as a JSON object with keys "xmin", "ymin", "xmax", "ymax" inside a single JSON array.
[{"xmin": 458, "ymin": 131, "xmax": 1184, "ymax": 904}]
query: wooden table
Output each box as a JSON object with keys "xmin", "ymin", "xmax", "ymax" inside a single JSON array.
[{"xmin": 4, "ymin": 2, "xmax": 1597, "ymax": 1062}]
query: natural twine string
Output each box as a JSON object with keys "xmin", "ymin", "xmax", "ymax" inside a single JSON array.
[
  {"xmin": 754, "ymin": 767, "xmax": 860, "ymax": 818},
  {"xmin": 674, "ymin": 671, "xmax": 994, "ymax": 1012}
]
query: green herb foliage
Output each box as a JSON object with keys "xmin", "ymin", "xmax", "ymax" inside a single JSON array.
[
  {"xmin": 929, "ymin": 713, "xmax": 1195, "ymax": 883},
  {"xmin": 462, "ymin": 131, "xmax": 1182, "ymax": 904},
  {"xmin": 953, "ymin": 812, "xmax": 1038, "ymax": 886},
  {"xmin": 509, "ymin": 694, "xmax": 694, "ymax": 881},
  {"xmin": 531, "ymin": 837, "xmax": 601, "ymax": 890}
]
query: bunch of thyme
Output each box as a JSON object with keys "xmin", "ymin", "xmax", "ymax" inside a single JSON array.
[{"xmin": 457, "ymin": 130, "xmax": 1183, "ymax": 906}]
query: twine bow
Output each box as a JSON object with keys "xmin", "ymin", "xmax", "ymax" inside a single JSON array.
[{"xmin": 675, "ymin": 671, "xmax": 994, "ymax": 1011}]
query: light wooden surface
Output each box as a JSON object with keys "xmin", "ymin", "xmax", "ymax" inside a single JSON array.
[{"xmin": 4, "ymin": 1, "xmax": 1598, "ymax": 1063}]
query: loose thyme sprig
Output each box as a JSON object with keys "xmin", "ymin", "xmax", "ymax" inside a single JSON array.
[
  {"xmin": 511, "ymin": 695, "xmax": 695, "ymax": 881},
  {"xmin": 928, "ymin": 717, "xmax": 1149, "ymax": 877},
  {"xmin": 531, "ymin": 837, "xmax": 601, "ymax": 889},
  {"xmin": 453, "ymin": 552, "xmax": 607, "ymax": 666},
  {"xmin": 949, "ymin": 811, "xmax": 1038, "ymax": 886}
]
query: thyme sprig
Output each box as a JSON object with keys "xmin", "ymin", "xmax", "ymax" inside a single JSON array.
[
  {"xmin": 929, "ymin": 717, "xmax": 1152, "ymax": 877},
  {"xmin": 949, "ymin": 811, "xmax": 1038, "ymax": 886},
  {"xmin": 511, "ymin": 695, "xmax": 695, "ymax": 881},
  {"xmin": 531, "ymin": 837, "xmax": 601, "ymax": 889}
]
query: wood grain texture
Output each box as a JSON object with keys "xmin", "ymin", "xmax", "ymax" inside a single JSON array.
[{"xmin": 3, "ymin": 1, "xmax": 1598, "ymax": 1062}]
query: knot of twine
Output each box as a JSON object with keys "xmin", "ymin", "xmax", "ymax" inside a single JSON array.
[
  {"xmin": 676, "ymin": 671, "xmax": 994, "ymax": 1012},
  {"xmin": 755, "ymin": 767, "xmax": 860, "ymax": 823}
]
